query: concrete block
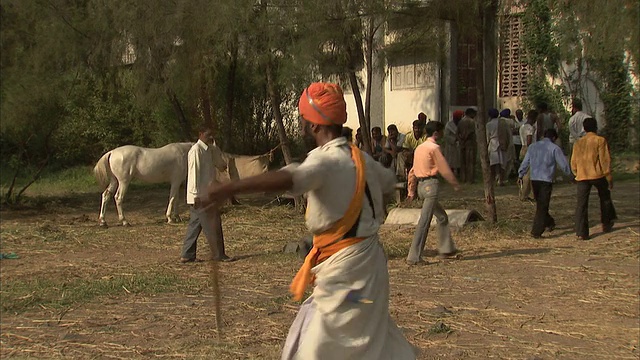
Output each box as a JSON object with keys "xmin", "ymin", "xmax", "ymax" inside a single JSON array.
[{"xmin": 384, "ymin": 208, "xmax": 484, "ymax": 228}]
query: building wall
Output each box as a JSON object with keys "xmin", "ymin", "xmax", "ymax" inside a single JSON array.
[
  {"xmin": 343, "ymin": 64, "xmax": 442, "ymax": 136},
  {"xmin": 497, "ymin": 64, "xmax": 608, "ymax": 130}
]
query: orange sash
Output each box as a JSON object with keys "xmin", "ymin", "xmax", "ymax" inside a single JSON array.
[{"xmin": 290, "ymin": 144, "xmax": 367, "ymax": 301}]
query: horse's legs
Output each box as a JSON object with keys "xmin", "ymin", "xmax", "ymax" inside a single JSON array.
[
  {"xmin": 114, "ymin": 180, "xmax": 131, "ymax": 226},
  {"xmin": 99, "ymin": 180, "xmax": 118, "ymax": 227},
  {"xmin": 166, "ymin": 181, "xmax": 181, "ymax": 223}
]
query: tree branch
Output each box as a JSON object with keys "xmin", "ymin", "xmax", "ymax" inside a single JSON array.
[{"xmin": 42, "ymin": 0, "xmax": 92, "ymax": 40}]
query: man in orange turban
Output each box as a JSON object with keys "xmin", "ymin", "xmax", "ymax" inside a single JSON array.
[
  {"xmin": 298, "ymin": 82, "xmax": 347, "ymax": 126},
  {"xmin": 199, "ymin": 82, "xmax": 416, "ymax": 360}
]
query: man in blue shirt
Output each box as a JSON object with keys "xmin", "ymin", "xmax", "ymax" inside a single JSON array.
[{"xmin": 518, "ymin": 129, "xmax": 573, "ymax": 238}]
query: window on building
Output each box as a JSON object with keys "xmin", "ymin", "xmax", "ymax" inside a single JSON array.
[
  {"xmin": 455, "ymin": 34, "xmax": 477, "ymax": 106},
  {"xmin": 390, "ymin": 62, "xmax": 436, "ymax": 91},
  {"xmin": 499, "ymin": 14, "xmax": 529, "ymax": 97}
]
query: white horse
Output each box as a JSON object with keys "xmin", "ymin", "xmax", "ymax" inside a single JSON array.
[{"xmin": 93, "ymin": 142, "xmax": 226, "ymax": 226}]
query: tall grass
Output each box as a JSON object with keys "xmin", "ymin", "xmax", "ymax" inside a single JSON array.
[
  {"xmin": 0, "ymin": 165, "xmax": 97, "ymax": 198},
  {"xmin": 0, "ymin": 164, "xmax": 170, "ymax": 201}
]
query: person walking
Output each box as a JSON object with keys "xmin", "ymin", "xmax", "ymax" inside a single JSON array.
[
  {"xmin": 571, "ymin": 117, "xmax": 617, "ymax": 240},
  {"xmin": 518, "ymin": 129, "xmax": 573, "ymax": 239},
  {"xmin": 568, "ymin": 99, "xmax": 590, "ymax": 157},
  {"xmin": 406, "ymin": 121, "xmax": 461, "ymax": 265}
]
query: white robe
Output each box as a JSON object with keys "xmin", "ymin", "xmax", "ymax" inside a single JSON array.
[
  {"xmin": 443, "ymin": 121, "xmax": 460, "ymax": 168},
  {"xmin": 281, "ymin": 137, "xmax": 416, "ymax": 360},
  {"xmin": 281, "ymin": 236, "xmax": 416, "ymax": 360},
  {"xmin": 486, "ymin": 118, "xmax": 505, "ymax": 167}
]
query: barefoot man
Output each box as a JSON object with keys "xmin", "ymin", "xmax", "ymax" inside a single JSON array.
[{"xmin": 197, "ymin": 82, "xmax": 416, "ymax": 360}]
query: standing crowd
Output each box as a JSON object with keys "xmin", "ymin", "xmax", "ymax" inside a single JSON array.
[{"xmin": 343, "ymin": 98, "xmax": 616, "ymax": 245}]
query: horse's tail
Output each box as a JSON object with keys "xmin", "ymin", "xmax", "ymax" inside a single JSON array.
[{"xmin": 93, "ymin": 152, "xmax": 113, "ymax": 189}]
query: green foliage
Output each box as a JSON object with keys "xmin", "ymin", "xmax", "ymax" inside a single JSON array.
[
  {"xmin": 520, "ymin": 0, "xmax": 639, "ymax": 153},
  {"xmin": 0, "ymin": 166, "xmax": 96, "ymax": 204},
  {"xmin": 521, "ymin": 0, "xmax": 568, "ymax": 117},
  {"xmin": 8, "ymin": 0, "xmax": 634, "ymax": 207},
  {"xmin": 0, "ymin": 0, "xmax": 290, "ymax": 175},
  {"xmin": 521, "ymin": 0, "xmax": 560, "ymax": 77},
  {"xmin": 521, "ymin": 77, "xmax": 571, "ymax": 145},
  {"xmin": 592, "ymin": 55, "xmax": 635, "ymax": 153},
  {"xmin": 0, "ymin": 0, "xmax": 459, "ymax": 179},
  {"xmin": 54, "ymin": 72, "xmax": 153, "ymax": 164}
]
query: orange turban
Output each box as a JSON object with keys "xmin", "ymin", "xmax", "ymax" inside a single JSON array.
[
  {"xmin": 453, "ymin": 110, "xmax": 464, "ymax": 120},
  {"xmin": 298, "ymin": 82, "xmax": 347, "ymax": 126}
]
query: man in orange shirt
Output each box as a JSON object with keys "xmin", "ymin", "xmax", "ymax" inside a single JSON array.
[
  {"xmin": 406, "ymin": 121, "xmax": 461, "ymax": 265},
  {"xmin": 571, "ymin": 118, "xmax": 617, "ymax": 240}
]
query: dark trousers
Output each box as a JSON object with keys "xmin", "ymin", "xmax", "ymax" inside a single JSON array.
[
  {"xmin": 181, "ymin": 206, "xmax": 226, "ymax": 260},
  {"xmin": 459, "ymin": 142, "xmax": 476, "ymax": 183},
  {"xmin": 531, "ymin": 181, "xmax": 555, "ymax": 237},
  {"xmin": 514, "ymin": 144, "xmax": 522, "ymax": 162},
  {"xmin": 575, "ymin": 177, "xmax": 617, "ymax": 237}
]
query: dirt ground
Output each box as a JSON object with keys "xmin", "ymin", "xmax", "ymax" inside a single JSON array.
[{"xmin": 1, "ymin": 179, "xmax": 638, "ymax": 359}]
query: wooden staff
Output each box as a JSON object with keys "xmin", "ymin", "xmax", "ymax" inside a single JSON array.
[{"xmin": 201, "ymin": 206, "xmax": 223, "ymax": 340}]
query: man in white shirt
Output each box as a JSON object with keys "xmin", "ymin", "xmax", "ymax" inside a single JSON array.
[
  {"xmin": 519, "ymin": 110, "xmax": 538, "ymax": 155},
  {"xmin": 568, "ymin": 99, "xmax": 590, "ymax": 156},
  {"xmin": 181, "ymin": 126, "xmax": 232, "ymax": 263}
]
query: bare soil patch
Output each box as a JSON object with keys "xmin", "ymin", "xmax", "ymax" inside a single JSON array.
[{"xmin": 1, "ymin": 180, "xmax": 638, "ymax": 359}]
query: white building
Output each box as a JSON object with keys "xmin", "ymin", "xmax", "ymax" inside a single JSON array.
[{"xmin": 340, "ymin": 13, "xmax": 618, "ymax": 136}]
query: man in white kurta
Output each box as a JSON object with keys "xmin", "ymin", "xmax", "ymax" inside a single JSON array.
[
  {"xmin": 499, "ymin": 109, "xmax": 516, "ymax": 180},
  {"xmin": 486, "ymin": 108, "xmax": 506, "ymax": 185},
  {"xmin": 279, "ymin": 135, "xmax": 415, "ymax": 360},
  {"xmin": 199, "ymin": 82, "xmax": 416, "ymax": 360},
  {"xmin": 443, "ymin": 110, "xmax": 463, "ymax": 177}
]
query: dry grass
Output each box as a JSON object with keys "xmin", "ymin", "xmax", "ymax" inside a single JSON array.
[{"xmin": 1, "ymin": 179, "xmax": 639, "ymax": 359}]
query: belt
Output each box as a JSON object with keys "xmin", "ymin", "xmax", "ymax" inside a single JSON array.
[{"xmin": 417, "ymin": 176, "xmax": 437, "ymax": 181}]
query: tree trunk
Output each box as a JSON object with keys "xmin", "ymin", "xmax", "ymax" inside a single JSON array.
[
  {"xmin": 364, "ymin": 17, "xmax": 374, "ymax": 137},
  {"xmin": 16, "ymin": 156, "xmax": 49, "ymax": 202},
  {"xmin": 349, "ymin": 71, "xmax": 372, "ymax": 154},
  {"xmin": 266, "ymin": 61, "xmax": 293, "ymax": 165},
  {"xmin": 266, "ymin": 58, "xmax": 304, "ymax": 211},
  {"xmin": 475, "ymin": 0, "xmax": 497, "ymax": 222},
  {"xmin": 224, "ymin": 42, "xmax": 239, "ymax": 150},
  {"xmin": 4, "ymin": 170, "xmax": 19, "ymax": 204},
  {"xmin": 166, "ymin": 88, "xmax": 192, "ymax": 141},
  {"xmin": 200, "ymin": 71, "xmax": 214, "ymax": 131}
]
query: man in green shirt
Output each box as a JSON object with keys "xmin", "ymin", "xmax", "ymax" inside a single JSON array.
[{"xmin": 397, "ymin": 120, "xmax": 427, "ymax": 180}]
